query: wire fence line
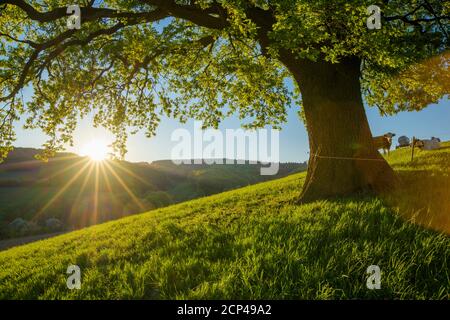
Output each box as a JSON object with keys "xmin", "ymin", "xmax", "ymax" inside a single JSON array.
[
  {"xmin": 313, "ymin": 154, "xmax": 387, "ymax": 162},
  {"xmin": 309, "ymin": 145, "xmax": 388, "ymax": 162}
]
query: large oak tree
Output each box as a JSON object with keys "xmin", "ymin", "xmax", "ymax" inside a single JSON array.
[{"xmin": 0, "ymin": 0, "xmax": 448, "ymax": 201}]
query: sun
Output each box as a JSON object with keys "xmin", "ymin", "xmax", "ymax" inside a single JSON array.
[{"xmin": 81, "ymin": 139, "xmax": 110, "ymax": 162}]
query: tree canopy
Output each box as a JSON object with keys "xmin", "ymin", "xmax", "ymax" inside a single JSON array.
[{"xmin": 0, "ymin": 0, "xmax": 448, "ymax": 160}]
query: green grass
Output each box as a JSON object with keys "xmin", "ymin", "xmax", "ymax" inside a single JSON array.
[{"xmin": 0, "ymin": 143, "xmax": 449, "ymax": 299}]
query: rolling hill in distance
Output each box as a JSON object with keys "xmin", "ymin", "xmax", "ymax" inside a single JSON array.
[{"xmin": 0, "ymin": 148, "xmax": 306, "ymax": 239}]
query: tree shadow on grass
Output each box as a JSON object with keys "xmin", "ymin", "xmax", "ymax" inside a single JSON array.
[{"xmin": 384, "ymin": 169, "xmax": 450, "ymax": 234}]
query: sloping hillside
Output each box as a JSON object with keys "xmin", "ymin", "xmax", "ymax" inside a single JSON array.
[
  {"xmin": 0, "ymin": 143, "xmax": 449, "ymax": 299},
  {"xmin": 0, "ymin": 148, "xmax": 305, "ymax": 237}
]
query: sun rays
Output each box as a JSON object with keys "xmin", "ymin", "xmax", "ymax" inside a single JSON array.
[
  {"xmin": 31, "ymin": 148, "xmax": 146, "ymax": 227},
  {"xmin": 103, "ymin": 161, "xmax": 147, "ymax": 212}
]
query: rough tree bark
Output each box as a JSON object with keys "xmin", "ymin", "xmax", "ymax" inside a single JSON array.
[
  {"xmin": 280, "ymin": 55, "xmax": 398, "ymax": 202},
  {"xmin": 246, "ymin": 8, "xmax": 397, "ymax": 202}
]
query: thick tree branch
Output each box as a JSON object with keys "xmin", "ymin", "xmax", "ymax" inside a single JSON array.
[
  {"xmin": 140, "ymin": 0, "xmax": 229, "ymax": 29},
  {"xmin": 245, "ymin": 7, "xmax": 276, "ymax": 56},
  {"xmin": 0, "ymin": 0, "xmax": 168, "ymax": 23},
  {"xmin": 1, "ymin": 0, "xmax": 228, "ymax": 29}
]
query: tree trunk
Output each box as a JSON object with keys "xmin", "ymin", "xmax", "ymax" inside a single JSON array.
[{"xmin": 281, "ymin": 56, "xmax": 397, "ymax": 203}]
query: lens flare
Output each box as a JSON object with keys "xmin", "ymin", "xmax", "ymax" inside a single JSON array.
[{"xmin": 81, "ymin": 140, "xmax": 110, "ymax": 161}]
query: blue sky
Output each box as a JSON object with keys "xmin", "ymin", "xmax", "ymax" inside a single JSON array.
[{"xmin": 13, "ymin": 94, "xmax": 450, "ymax": 163}]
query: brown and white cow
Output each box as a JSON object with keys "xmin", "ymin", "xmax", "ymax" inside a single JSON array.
[{"xmin": 373, "ymin": 132, "xmax": 396, "ymax": 155}]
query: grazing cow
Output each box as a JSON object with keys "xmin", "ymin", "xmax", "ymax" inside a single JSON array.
[
  {"xmin": 413, "ymin": 139, "xmax": 425, "ymax": 149},
  {"xmin": 415, "ymin": 137, "xmax": 441, "ymax": 150},
  {"xmin": 373, "ymin": 132, "xmax": 396, "ymax": 155}
]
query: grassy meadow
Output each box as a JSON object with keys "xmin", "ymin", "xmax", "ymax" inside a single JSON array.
[{"xmin": 0, "ymin": 143, "xmax": 449, "ymax": 299}]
